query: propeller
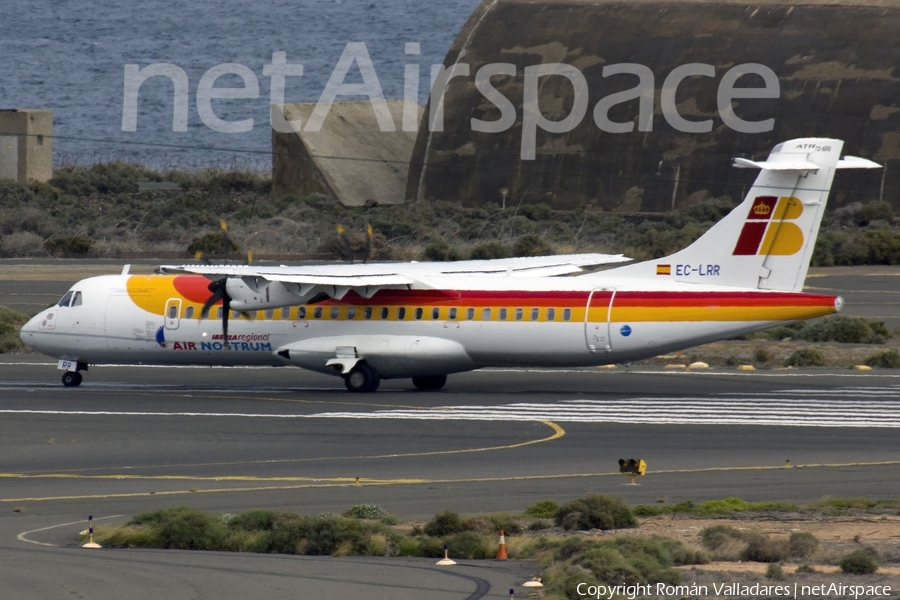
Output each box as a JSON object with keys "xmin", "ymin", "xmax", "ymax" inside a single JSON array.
[
  {"xmin": 200, "ymin": 277, "xmax": 231, "ymax": 350},
  {"xmin": 192, "ymin": 220, "xmax": 252, "ymax": 265},
  {"xmin": 335, "ymin": 223, "xmax": 374, "ymax": 264}
]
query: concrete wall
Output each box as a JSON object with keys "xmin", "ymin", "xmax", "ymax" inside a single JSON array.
[
  {"xmin": 0, "ymin": 109, "xmax": 52, "ymax": 183},
  {"xmin": 273, "ymin": 101, "xmax": 422, "ymax": 206},
  {"xmin": 407, "ymin": 0, "xmax": 900, "ymax": 211}
]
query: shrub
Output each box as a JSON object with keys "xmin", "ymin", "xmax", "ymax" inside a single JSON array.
[
  {"xmin": 446, "ymin": 531, "xmax": 492, "ymax": 559},
  {"xmin": 857, "ymin": 200, "xmax": 894, "ymax": 225},
  {"xmin": 463, "ymin": 513, "xmax": 522, "ymax": 535},
  {"xmin": 528, "ymin": 519, "xmax": 552, "ymax": 531},
  {"xmin": 44, "ymin": 235, "xmax": 94, "ymax": 257},
  {"xmin": 741, "ymin": 533, "xmax": 790, "ymax": 563},
  {"xmin": 396, "ymin": 537, "xmax": 420, "ymax": 556},
  {"xmin": 0, "ymin": 231, "xmax": 44, "ymax": 257},
  {"xmin": 525, "ymin": 500, "xmax": 559, "ymax": 518},
  {"xmin": 469, "ymin": 241, "xmax": 510, "ymax": 260},
  {"xmin": 579, "ymin": 545, "xmax": 644, "ymax": 586},
  {"xmin": 423, "ymin": 511, "xmax": 465, "ymax": 537},
  {"xmin": 519, "ymin": 203, "xmax": 554, "ymax": 221},
  {"xmin": 799, "ymin": 316, "xmax": 888, "ymax": 344},
  {"xmin": 227, "ymin": 509, "xmax": 275, "ymax": 532},
  {"xmin": 130, "ymin": 506, "xmax": 227, "ymax": 550},
  {"xmin": 700, "ymin": 525, "xmax": 745, "ymax": 550},
  {"xmin": 864, "ymin": 350, "xmax": 900, "ymax": 369},
  {"xmin": 187, "ymin": 232, "xmax": 240, "ymax": 257},
  {"xmin": 789, "ymin": 532, "xmax": 819, "ymax": 558},
  {"xmin": 343, "ymin": 504, "xmax": 388, "ymax": 520},
  {"xmin": 423, "ymin": 240, "xmax": 462, "ymax": 261},
  {"xmin": 784, "ymin": 348, "xmax": 825, "ymax": 367},
  {"xmin": 766, "ymin": 563, "xmax": 786, "ymax": 580},
  {"xmin": 554, "ymin": 494, "xmax": 637, "ymax": 531},
  {"xmin": 840, "ymin": 549, "xmax": 878, "ymax": 574},
  {"xmin": 754, "ymin": 347, "xmax": 774, "ymax": 364},
  {"xmin": 0, "ymin": 305, "xmax": 29, "ymax": 353},
  {"xmin": 513, "ymin": 233, "xmax": 553, "ymax": 257}
]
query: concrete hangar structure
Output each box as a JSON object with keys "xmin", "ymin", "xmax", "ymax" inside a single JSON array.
[{"xmin": 405, "ymin": 0, "xmax": 900, "ymax": 211}]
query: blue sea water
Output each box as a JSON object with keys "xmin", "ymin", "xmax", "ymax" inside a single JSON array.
[{"xmin": 0, "ymin": 0, "xmax": 481, "ymax": 169}]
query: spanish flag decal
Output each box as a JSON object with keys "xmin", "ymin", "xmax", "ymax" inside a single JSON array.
[{"xmin": 656, "ymin": 264, "xmax": 671, "ymax": 275}]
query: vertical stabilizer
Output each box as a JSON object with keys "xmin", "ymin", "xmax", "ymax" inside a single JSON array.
[{"xmin": 607, "ymin": 138, "xmax": 880, "ymax": 291}]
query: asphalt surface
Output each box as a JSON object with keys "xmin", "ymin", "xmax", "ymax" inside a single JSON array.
[{"xmin": 2, "ymin": 360, "xmax": 900, "ymax": 599}]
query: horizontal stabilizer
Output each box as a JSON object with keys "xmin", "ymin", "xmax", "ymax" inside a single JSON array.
[
  {"xmin": 735, "ymin": 155, "xmax": 882, "ymax": 171},
  {"xmin": 836, "ymin": 156, "xmax": 882, "ymax": 169},
  {"xmin": 732, "ymin": 157, "xmax": 822, "ymax": 171}
]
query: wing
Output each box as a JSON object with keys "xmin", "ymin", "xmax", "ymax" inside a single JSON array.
[{"xmin": 156, "ymin": 253, "xmax": 630, "ymax": 310}]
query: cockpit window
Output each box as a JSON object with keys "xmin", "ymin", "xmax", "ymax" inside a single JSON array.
[
  {"xmin": 71, "ymin": 291, "xmax": 83, "ymax": 307},
  {"xmin": 58, "ymin": 291, "xmax": 73, "ymax": 307}
]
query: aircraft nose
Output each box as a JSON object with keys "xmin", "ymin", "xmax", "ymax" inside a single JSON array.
[{"xmin": 19, "ymin": 313, "xmax": 41, "ymax": 343}]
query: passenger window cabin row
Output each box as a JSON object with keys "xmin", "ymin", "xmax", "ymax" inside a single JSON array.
[{"xmin": 180, "ymin": 305, "xmax": 574, "ymax": 322}]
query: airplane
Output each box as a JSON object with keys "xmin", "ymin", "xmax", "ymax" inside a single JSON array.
[{"xmin": 20, "ymin": 138, "xmax": 880, "ymax": 392}]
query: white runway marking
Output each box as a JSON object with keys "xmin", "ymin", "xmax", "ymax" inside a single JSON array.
[
  {"xmin": 1, "ymin": 386, "xmax": 899, "ymax": 427},
  {"xmin": 314, "ymin": 386, "xmax": 900, "ymax": 428},
  {"xmin": 17, "ymin": 515, "xmax": 122, "ymax": 547}
]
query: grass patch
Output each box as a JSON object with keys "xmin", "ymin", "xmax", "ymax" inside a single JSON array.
[
  {"xmin": 0, "ymin": 305, "xmax": 29, "ymax": 353},
  {"xmin": 635, "ymin": 497, "xmax": 796, "ymax": 517},
  {"xmin": 737, "ymin": 316, "xmax": 893, "ymax": 345},
  {"xmin": 525, "ymin": 500, "xmax": 559, "ymax": 519}
]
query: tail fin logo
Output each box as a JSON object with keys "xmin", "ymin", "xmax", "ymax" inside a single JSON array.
[{"xmin": 733, "ymin": 196, "xmax": 804, "ymax": 256}]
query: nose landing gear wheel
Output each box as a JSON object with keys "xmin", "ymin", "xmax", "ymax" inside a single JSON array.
[
  {"xmin": 344, "ymin": 363, "xmax": 380, "ymax": 393},
  {"xmin": 412, "ymin": 375, "xmax": 447, "ymax": 391},
  {"xmin": 61, "ymin": 371, "xmax": 82, "ymax": 387}
]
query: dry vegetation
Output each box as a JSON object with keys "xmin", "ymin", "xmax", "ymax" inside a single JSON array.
[
  {"xmin": 84, "ymin": 496, "xmax": 900, "ymax": 600},
  {"xmin": 2, "ymin": 163, "xmax": 899, "ymax": 264}
]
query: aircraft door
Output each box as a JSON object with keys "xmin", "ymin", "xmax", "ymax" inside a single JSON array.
[
  {"xmin": 164, "ymin": 298, "xmax": 182, "ymax": 330},
  {"xmin": 584, "ymin": 288, "xmax": 615, "ymax": 352}
]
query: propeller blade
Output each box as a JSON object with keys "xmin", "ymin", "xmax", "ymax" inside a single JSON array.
[
  {"xmin": 337, "ymin": 224, "xmax": 354, "ymax": 264},
  {"xmin": 363, "ymin": 223, "xmax": 373, "ymax": 264},
  {"xmin": 200, "ymin": 278, "xmax": 231, "ymax": 349},
  {"xmin": 219, "ymin": 220, "xmax": 232, "ymax": 264},
  {"xmin": 199, "ymin": 278, "xmax": 225, "ymax": 319},
  {"xmin": 221, "ymin": 292, "xmax": 231, "ymax": 349}
]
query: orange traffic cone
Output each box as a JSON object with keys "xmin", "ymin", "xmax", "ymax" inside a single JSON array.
[{"xmin": 496, "ymin": 529, "xmax": 508, "ymax": 560}]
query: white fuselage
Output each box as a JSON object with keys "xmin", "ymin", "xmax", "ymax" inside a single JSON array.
[{"xmin": 21, "ymin": 272, "xmax": 839, "ymax": 379}]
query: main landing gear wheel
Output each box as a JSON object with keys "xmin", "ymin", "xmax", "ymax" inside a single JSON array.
[
  {"xmin": 61, "ymin": 371, "xmax": 82, "ymax": 387},
  {"xmin": 344, "ymin": 363, "xmax": 380, "ymax": 393},
  {"xmin": 412, "ymin": 375, "xmax": 447, "ymax": 391}
]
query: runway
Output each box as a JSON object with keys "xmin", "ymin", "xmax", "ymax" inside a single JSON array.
[
  {"xmin": 3, "ymin": 359, "xmax": 899, "ymax": 514},
  {"xmin": 2, "ymin": 360, "xmax": 899, "ymax": 599}
]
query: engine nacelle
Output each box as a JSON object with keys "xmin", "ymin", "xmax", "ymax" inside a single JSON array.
[
  {"xmin": 275, "ymin": 335, "xmax": 476, "ymax": 379},
  {"xmin": 226, "ymin": 278, "xmax": 316, "ymax": 310}
]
